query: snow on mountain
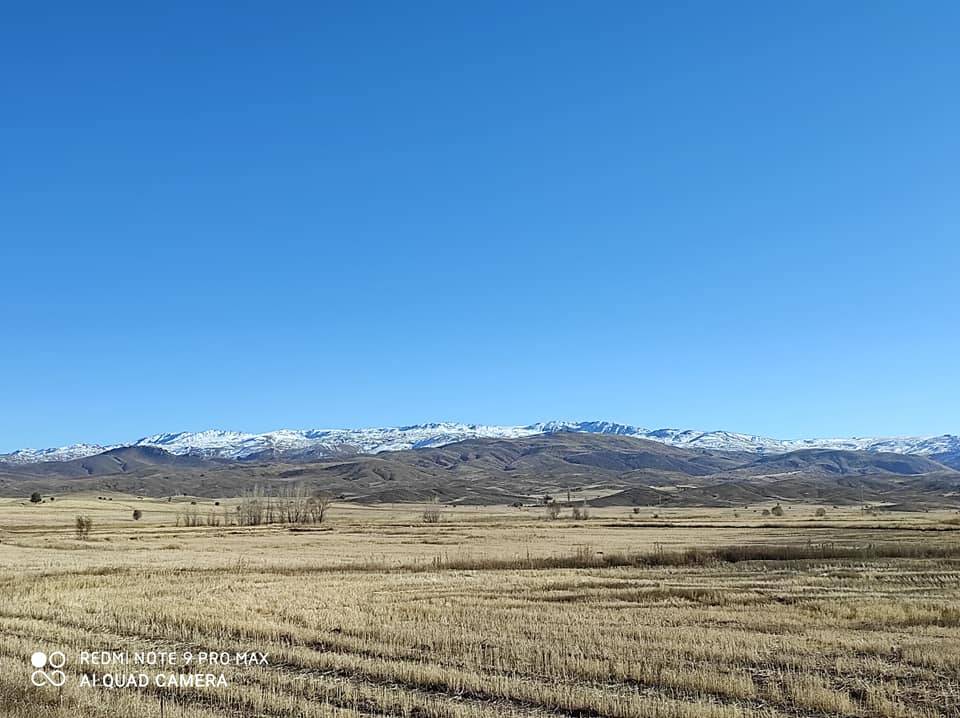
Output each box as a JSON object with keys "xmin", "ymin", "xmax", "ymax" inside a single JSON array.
[
  {"xmin": 552, "ymin": 424, "xmax": 960, "ymax": 457},
  {"xmin": 134, "ymin": 423, "xmax": 542, "ymax": 459},
  {"xmin": 1, "ymin": 421, "xmax": 957, "ymax": 465},
  {"xmin": 0, "ymin": 443, "xmax": 121, "ymax": 465}
]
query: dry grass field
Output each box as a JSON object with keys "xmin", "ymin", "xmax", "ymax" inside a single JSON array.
[{"xmin": 2, "ymin": 495, "xmax": 960, "ymax": 717}]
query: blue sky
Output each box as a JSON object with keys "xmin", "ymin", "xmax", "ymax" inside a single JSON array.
[{"xmin": 2, "ymin": 2, "xmax": 958, "ymax": 451}]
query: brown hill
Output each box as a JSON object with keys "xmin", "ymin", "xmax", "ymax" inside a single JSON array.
[{"xmin": 1, "ymin": 434, "xmax": 958, "ymax": 508}]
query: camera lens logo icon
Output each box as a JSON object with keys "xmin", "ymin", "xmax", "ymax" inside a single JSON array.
[{"xmin": 30, "ymin": 651, "xmax": 66, "ymax": 687}]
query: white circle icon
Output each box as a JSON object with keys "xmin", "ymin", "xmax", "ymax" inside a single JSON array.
[{"xmin": 30, "ymin": 651, "xmax": 66, "ymax": 687}]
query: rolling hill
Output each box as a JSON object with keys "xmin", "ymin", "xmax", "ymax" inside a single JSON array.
[
  {"xmin": 2, "ymin": 433, "xmax": 958, "ymax": 508},
  {"xmin": 3, "ymin": 421, "xmax": 959, "ymax": 467}
]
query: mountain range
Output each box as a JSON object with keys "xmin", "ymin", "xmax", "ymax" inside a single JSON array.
[
  {"xmin": 3, "ymin": 421, "xmax": 959, "ymax": 468},
  {"xmin": 2, "ymin": 431, "xmax": 958, "ymax": 508}
]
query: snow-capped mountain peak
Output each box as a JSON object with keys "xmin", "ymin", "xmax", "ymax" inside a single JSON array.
[
  {"xmin": 1, "ymin": 421, "xmax": 957, "ymax": 466},
  {"xmin": 0, "ymin": 443, "xmax": 122, "ymax": 464},
  {"xmin": 130, "ymin": 422, "xmax": 541, "ymax": 460}
]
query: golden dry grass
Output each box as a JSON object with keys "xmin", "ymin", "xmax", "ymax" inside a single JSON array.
[{"xmin": 2, "ymin": 495, "xmax": 959, "ymax": 717}]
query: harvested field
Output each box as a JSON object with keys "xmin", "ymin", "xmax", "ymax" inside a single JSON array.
[{"xmin": 2, "ymin": 497, "xmax": 959, "ymax": 717}]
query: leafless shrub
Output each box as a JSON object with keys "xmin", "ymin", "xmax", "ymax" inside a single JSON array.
[
  {"xmin": 75, "ymin": 515, "xmax": 93, "ymax": 540},
  {"xmin": 178, "ymin": 505, "xmax": 202, "ymax": 527},
  {"xmin": 423, "ymin": 500, "xmax": 442, "ymax": 524},
  {"xmin": 571, "ymin": 502, "xmax": 589, "ymax": 520},
  {"xmin": 545, "ymin": 503, "xmax": 561, "ymax": 520}
]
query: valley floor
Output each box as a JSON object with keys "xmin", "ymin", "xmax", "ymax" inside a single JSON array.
[{"xmin": 1, "ymin": 497, "xmax": 959, "ymax": 717}]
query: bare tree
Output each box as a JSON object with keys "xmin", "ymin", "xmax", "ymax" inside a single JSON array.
[
  {"xmin": 306, "ymin": 492, "xmax": 332, "ymax": 524},
  {"xmin": 238, "ymin": 487, "xmax": 267, "ymax": 526},
  {"xmin": 237, "ymin": 485, "xmax": 331, "ymax": 526}
]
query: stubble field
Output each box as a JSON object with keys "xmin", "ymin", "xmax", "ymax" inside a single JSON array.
[{"xmin": 2, "ymin": 495, "xmax": 959, "ymax": 717}]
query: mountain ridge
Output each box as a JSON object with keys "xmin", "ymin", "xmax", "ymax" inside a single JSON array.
[
  {"xmin": 2, "ymin": 433, "xmax": 957, "ymax": 508},
  {"xmin": 3, "ymin": 421, "xmax": 959, "ymax": 469}
]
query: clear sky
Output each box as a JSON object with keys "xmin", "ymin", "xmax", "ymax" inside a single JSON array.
[{"xmin": 2, "ymin": 2, "xmax": 958, "ymax": 451}]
